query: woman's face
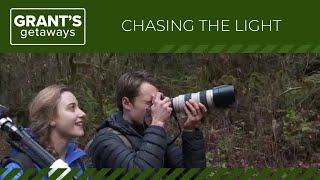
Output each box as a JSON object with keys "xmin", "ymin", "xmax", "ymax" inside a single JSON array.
[{"xmin": 51, "ymin": 91, "xmax": 86, "ymax": 139}]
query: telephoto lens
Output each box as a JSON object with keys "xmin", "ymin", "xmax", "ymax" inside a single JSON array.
[{"xmin": 171, "ymin": 85, "xmax": 236, "ymax": 113}]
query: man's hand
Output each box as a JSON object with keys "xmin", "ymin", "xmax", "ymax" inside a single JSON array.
[
  {"xmin": 183, "ymin": 99, "xmax": 207, "ymax": 131},
  {"xmin": 150, "ymin": 92, "xmax": 172, "ymax": 127}
]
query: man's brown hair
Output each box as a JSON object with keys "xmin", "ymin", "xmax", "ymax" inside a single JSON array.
[{"xmin": 116, "ymin": 70, "xmax": 162, "ymax": 111}]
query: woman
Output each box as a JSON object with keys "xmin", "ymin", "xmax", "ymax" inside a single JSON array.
[{"xmin": 1, "ymin": 85, "xmax": 87, "ymax": 179}]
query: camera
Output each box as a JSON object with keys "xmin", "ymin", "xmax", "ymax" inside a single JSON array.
[{"xmin": 170, "ymin": 85, "xmax": 236, "ymax": 113}]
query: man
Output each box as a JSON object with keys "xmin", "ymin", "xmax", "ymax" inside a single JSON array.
[{"xmin": 90, "ymin": 70, "xmax": 207, "ymax": 170}]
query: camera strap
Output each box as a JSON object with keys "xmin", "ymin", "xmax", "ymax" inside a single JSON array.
[
  {"xmin": 167, "ymin": 110, "xmax": 181, "ymax": 146},
  {"xmin": 143, "ymin": 106, "xmax": 181, "ymax": 146}
]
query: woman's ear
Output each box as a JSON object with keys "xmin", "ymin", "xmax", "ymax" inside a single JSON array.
[
  {"xmin": 50, "ymin": 120, "xmax": 56, "ymax": 127},
  {"xmin": 122, "ymin": 97, "xmax": 132, "ymax": 110}
]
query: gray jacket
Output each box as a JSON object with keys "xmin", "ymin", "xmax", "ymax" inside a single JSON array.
[{"xmin": 90, "ymin": 112, "xmax": 206, "ymax": 170}]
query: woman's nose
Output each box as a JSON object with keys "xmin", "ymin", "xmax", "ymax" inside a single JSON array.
[{"xmin": 78, "ymin": 108, "xmax": 86, "ymax": 118}]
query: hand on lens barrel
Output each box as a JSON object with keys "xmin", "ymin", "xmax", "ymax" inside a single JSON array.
[
  {"xmin": 150, "ymin": 92, "xmax": 172, "ymax": 127},
  {"xmin": 183, "ymin": 99, "xmax": 207, "ymax": 131}
]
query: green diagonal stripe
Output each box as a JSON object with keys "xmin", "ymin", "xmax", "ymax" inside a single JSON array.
[
  {"xmin": 294, "ymin": 45, "xmax": 312, "ymax": 53},
  {"xmin": 208, "ymin": 45, "xmax": 227, "ymax": 53},
  {"xmin": 121, "ymin": 168, "xmax": 140, "ymax": 180},
  {"xmin": 225, "ymin": 168, "xmax": 243, "ymax": 180},
  {"xmin": 310, "ymin": 45, "xmax": 320, "ymax": 53},
  {"xmin": 239, "ymin": 168, "xmax": 256, "ymax": 180},
  {"xmin": 194, "ymin": 168, "xmax": 213, "ymax": 180},
  {"xmin": 2, "ymin": 168, "xmax": 21, "ymax": 180},
  {"xmin": 284, "ymin": 168, "xmax": 301, "ymax": 180},
  {"xmin": 270, "ymin": 168, "xmax": 288, "ymax": 180},
  {"xmin": 77, "ymin": 168, "xmax": 96, "ymax": 180},
  {"xmin": 210, "ymin": 168, "xmax": 227, "ymax": 179},
  {"xmin": 3, "ymin": 168, "xmax": 319, "ymax": 180},
  {"xmin": 150, "ymin": 168, "xmax": 170, "ymax": 180},
  {"xmin": 156, "ymin": 44, "xmax": 320, "ymax": 53},
  {"xmin": 166, "ymin": 168, "xmax": 185, "ymax": 180},
  {"xmin": 32, "ymin": 168, "xmax": 50, "ymax": 180},
  {"xmin": 59, "ymin": 168, "xmax": 80, "ymax": 180},
  {"xmin": 181, "ymin": 168, "xmax": 200, "ymax": 180},
  {"xmin": 192, "ymin": 45, "xmax": 210, "ymax": 53},
  {"xmin": 313, "ymin": 172, "xmax": 320, "ymax": 180},
  {"xmin": 254, "ymin": 168, "xmax": 272, "ymax": 179},
  {"xmin": 17, "ymin": 168, "xmax": 37, "ymax": 180},
  {"xmin": 107, "ymin": 168, "xmax": 125, "ymax": 179},
  {"xmin": 175, "ymin": 45, "xmax": 193, "ymax": 53},
  {"xmin": 243, "ymin": 45, "xmax": 261, "ymax": 53},
  {"xmin": 4, "ymin": 168, "xmax": 318, "ymax": 180},
  {"xmin": 157, "ymin": 45, "xmax": 176, "ymax": 53},
  {"xmin": 92, "ymin": 168, "xmax": 110, "ymax": 179},
  {"xmin": 0, "ymin": 168, "xmax": 7, "ymax": 176},
  {"xmin": 136, "ymin": 168, "xmax": 155, "ymax": 180},
  {"xmin": 78, "ymin": 168, "xmax": 96, "ymax": 180},
  {"xmin": 277, "ymin": 45, "xmax": 295, "ymax": 53},
  {"xmin": 47, "ymin": 168, "xmax": 67, "ymax": 180},
  {"xmin": 299, "ymin": 168, "xmax": 316, "ymax": 179},
  {"xmin": 260, "ymin": 45, "xmax": 278, "ymax": 53},
  {"xmin": 226, "ymin": 45, "xmax": 244, "ymax": 53}
]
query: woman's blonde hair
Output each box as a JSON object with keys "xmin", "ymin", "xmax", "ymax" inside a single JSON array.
[{"xmin": 29, "ymin": 85, "xmax": 71, "ymax": 158}]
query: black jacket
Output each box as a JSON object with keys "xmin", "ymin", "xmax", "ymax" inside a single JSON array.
[{"xmin": 90, "ymin": 112, "xmax": 206, "ymax": 169}]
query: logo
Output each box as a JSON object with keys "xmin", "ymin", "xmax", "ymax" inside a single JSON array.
[{"xmin": 10, "ymin": 8, "xmax": 86, "ymax": 45}]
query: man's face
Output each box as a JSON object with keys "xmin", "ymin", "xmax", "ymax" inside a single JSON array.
[{"xmin": 124, "ymin": 82, "xmax": 159, "ymax": 125}]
